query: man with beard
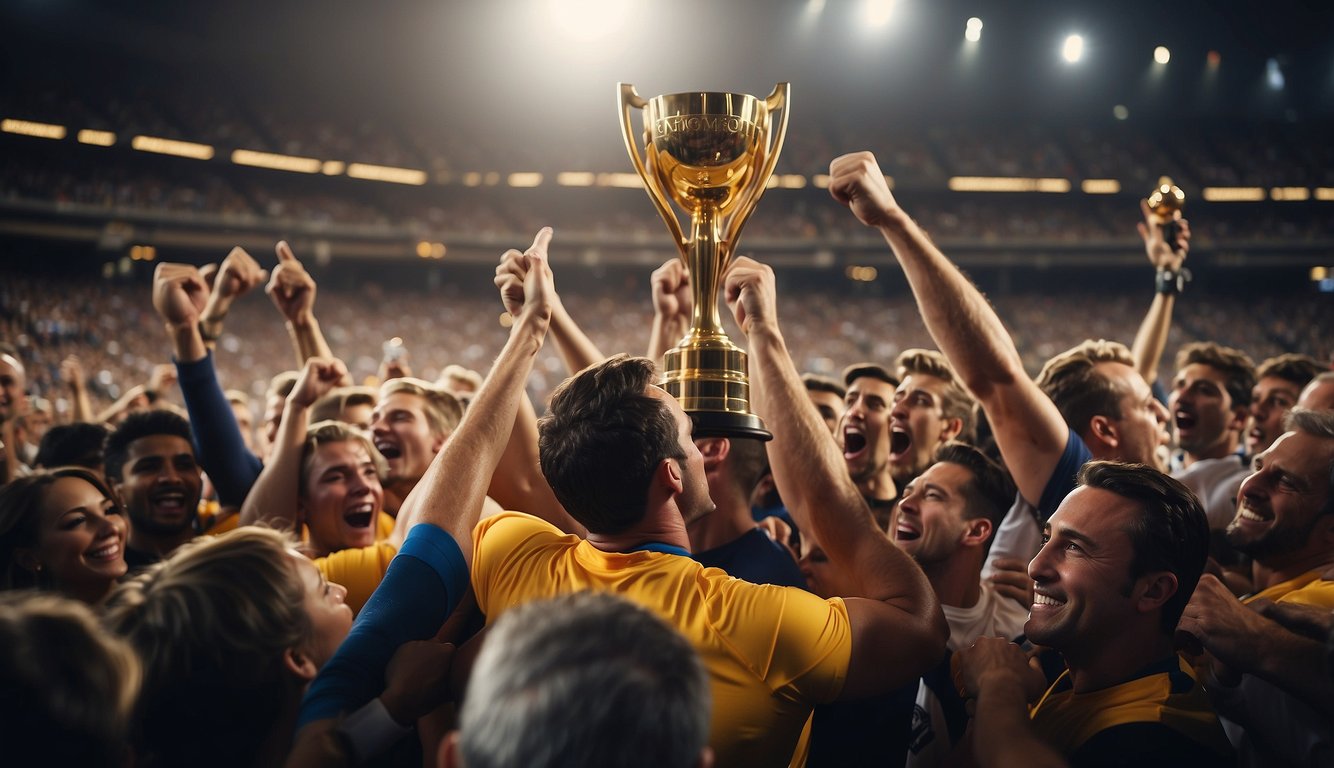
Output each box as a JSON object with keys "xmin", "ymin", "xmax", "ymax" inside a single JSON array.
[
  {"xmin": 954, "ymin": 461, "xmax": 1232, "ymax": 766},
  {"xmin": 1245, "ymin": 354, "xmax": 1322, "ymax": 456},
  {"xmin": 1167, "ymin": 342, "xmax": 1256, "ymax": 529},
  {"xmin": 1178, "ymin": 408, "xmax": 1334, "ymax": 767},
  {"xmin": 104, "ymin": 410, "xmax": 204, "ymax": 569}
]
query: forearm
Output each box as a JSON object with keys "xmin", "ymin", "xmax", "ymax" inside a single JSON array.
[
  {"xmin": 399, "ymin": 315, "xmax": 548, "ymax": 560},
  {"xmin": 487, "ymin": 391, "xmax": 585, "ymax": 535},
  {"xmin": 1252, "ymin": 630, "xmax": 1334, "ymax": 716},
  {"xmin": 238, "ymin": 400, "xmax": 309, "ymax": 529},
  {"xmin": 547, "ymin": 302, "xmax": 605, "ymax": 375},
  {"xmin": 198, "ymin": 293, "xmax": 235, "ymax": 351},
  {"xmin": 878, "ymin": 214, "xmax": 1023, "ymax": 397},
  {"xmin": 648, "ymin": 313, "xmax": 689, "ymax": 362},
  {"xmin": 177, "ymin": 354, "xmax": 262, "ymax": 506},
  {"xmin": 66, "ymin": 381, "xmax": 94, "ymax": 424},
  {"xmin": 1131, "ymin": 293, "xmax": 1175, "ymax": 386},
  {"xmin": 749, "ymin": 321, "xmax": 937, "ymax": 608}
]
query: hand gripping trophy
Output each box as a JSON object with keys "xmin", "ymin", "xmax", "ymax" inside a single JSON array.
[{"xmin": 618, "ymin": 82, "xmax": 790, "ymax": 439}]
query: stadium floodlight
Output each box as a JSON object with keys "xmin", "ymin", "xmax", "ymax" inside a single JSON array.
[
  {"xmin": 77, "ymin": 129, "xmax": 116, "ymax": 146},
  {"xmin": 1266, "ymin": 59, "xmax": 1284, "ymax": 89},
  {"xmin": 965, "ymin": 17, "xmax": 982, "ymax": 43},
  {"xmin": 1154, "ymin": 46, "xmax": 1170, "ymax": 64},
  {"xmin": 1062, "ymin": 34, "xmax": 1084, "ymax": 64},
  {"xmin": 2, "ymin": 118, "xmax": 66, "ymax": 140},
  {"xmin": 864, "ymin": 0, "xmax": 895, "ymax": 27},
  {"xmin": 507, "ymin": 173, "xmax": 543, "ymax": 188},
  {"xmin": 548, "ymin": 0, "xmax": 640, "ymax": 42},
  {"xmin": 806, "ymin": 0, "xmax": 826, "ymax": 15},
  {"xmin": 131, "ymin": 135, "xmax": 214, "ymax": 160},
  {"xmin": 232, "ymin": 149, "xmax": 321, "ymax": 174},
  {"xmin": 346, "ymin": 163, "xmax": 427, "ymax": 185}
]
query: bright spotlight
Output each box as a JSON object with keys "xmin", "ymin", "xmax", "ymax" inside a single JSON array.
[
  {"xmin": 1113, "ymin": 104, "xmax": 1129, "ymax": 120},
  {"xmin": 1266, "ymin": 58, "xmax": 1285, "ymax": 89},
  {"xmin": 1154, "ymin": 46, "xmax": 1170, "ymax": 64},
  {"xmin": 864, "ymin": 0, "xmax": 896, "ymax": 27},
  {"xmin": 965, "ymin": 17, "xmax": 982, "ymax": 43},
  {"xmin": 547, "ymin": 0, "xmax": 638, "ymax": 42},
  {"xmin": 806, "ymin": 0, "xmax": 826, "ymax": 14},
  {"xmin": 1062, "ymin": 34, "xmax": 1084, "ymax": 64}
]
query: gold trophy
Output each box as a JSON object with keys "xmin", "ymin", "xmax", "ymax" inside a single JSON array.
[
  {"xmin": 1147, "ymin": 176, "xmax": 1186, "ymax": 251},
  {"xmin": 618, "ymin": 82, "xmax": 790, "ymax": 440}
]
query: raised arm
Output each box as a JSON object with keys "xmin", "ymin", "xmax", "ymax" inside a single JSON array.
[
  {"xmin": 724, "ymin": 256, "xmax": 947, "ymax": 699},
  {"xmin": 647, "ymin": 258, "xmax": 692, "ymax": 363},
  {"xmin": 266, "ymin": 241, "xmax": 352, "ymax": 385},
  {"xmin": 59, "ymin": 356, "xmax": 94, "ymax": 424},
  {"xmin": 198, "ymin": 246, "xmax": 270, "ymax": 349},
  {"xmin": 829, "ymin": 151, "xmax": 1067, "ymax": 507},
  {"xmin": 495, "ymin": 234, "xmax": 604, "ymax": 375},
  {"xmin": 238, "ymin": 357, "xmax": 347, "ymax": 531},
  {"xmin": 152, "ymin": 259, "xmax": 264, "ymax": 507},
  {"xmin": 1130, "ymin": 200, "xmax": 1191, "ymax": 386},
  {"xmin": 395, "ymin": 228, "xmax": 554, "ymax": 567}
]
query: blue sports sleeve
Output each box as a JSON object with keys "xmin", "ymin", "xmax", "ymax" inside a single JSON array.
[
  {"xmin": 175, "ymin": 352, "xmax": 263, "ymax": 507},
  {"xmin": 297, "ymin": 523, "xmax": 469, "ymax": 728},
  {"xmin": 1036, "ymin": 427, "xmax": 1094, "ymax": 522}
]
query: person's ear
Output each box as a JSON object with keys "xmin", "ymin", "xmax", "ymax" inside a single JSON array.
[
  {"xmin": 13, "ymin": 548, "xmax": 41, "ymax": 575},
  {"xmin": 283, "ymin": 646, "xmax": 319, "ymax": 682},
  {"xmin": 1227, "ymin": 405, "xmax": 1248, "ymax": 433},
  {"xmin": 659, "ymin": 458, "xmax": 684, "ymax": 495},
  {"xmin": 1088, "ymin": 415, "xmax": 1118, "ymax": 450},
  {"xmin": 960, "ymin": 517, "xmax": 993, "ymax": 548},
  {"xmin": 696, "ymin": 437, "xmax": 729, "ymax": 471},
  {"xmin": 438, "ymin": 731, "xmax": 462, "ymax": 768},
  {"xmin": 1134, "ymin": 571, "xmax": 1178, "ymax": 614},
  {"xmin": 940, "ymin": 417, "xmax": 964, "ymax": 443}
]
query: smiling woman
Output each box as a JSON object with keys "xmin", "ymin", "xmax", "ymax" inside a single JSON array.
[{"xmin": 0, "ymin": 468, "xmax": 129, "ymax": 605}]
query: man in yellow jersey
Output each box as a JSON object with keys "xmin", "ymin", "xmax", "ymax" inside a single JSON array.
[
  {"xmin": 1179, "ymin": 408, "xmax": 1334, "ymax": 767},
  {"xmin": 471, "ymin": 255, "xmax": 946, "ymax": 767},
  {"xmin": 955, "ymin": 461, "xmax": 1232, "ymax": 766}
]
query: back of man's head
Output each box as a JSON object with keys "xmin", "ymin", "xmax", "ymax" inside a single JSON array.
[
  {"xmin": 0, "ymin": 593, "xmax": 140, "ymax": 768},
  {"xmin": 1036, "ymin": 339, "xmax": 1135, "ymax": 436},
  {"xmin": 1077, "ymin": 461, "xmax": 1209, "ymax": 634},
  {"xmin": 35, "ymin": 422, "xmax": 110, "ymax": 473},
  {"xmin": 539, "ymin": 355, "xmax": 685, "ymax": 534},
  {"xmin": 104, "ymin": 409, "xmax": 194, "ymax": 482},
  {"xmin": 1174, "ymin": 342, "xmax": 1257, "ymax": 408},
  {"xmin": 456, "ymin": 591, "xmax": 710, "ymax": 768}
]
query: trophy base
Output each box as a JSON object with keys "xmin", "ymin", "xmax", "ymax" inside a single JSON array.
[{"xmin": 686, "ymin": 410, "xmax": 772, "ymax": 442}]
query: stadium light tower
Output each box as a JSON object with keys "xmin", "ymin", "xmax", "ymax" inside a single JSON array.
[
  {"xmin": 964, "ymin": 17, "xmax": 982, "ymax": 43},
  {"xmin": 1154, "ymin": 46, "xmax": 1170, "ymax": 64},
  {"xmin": 1062, "ymin": 34, "xmax": 1084, "ymax": 64}
]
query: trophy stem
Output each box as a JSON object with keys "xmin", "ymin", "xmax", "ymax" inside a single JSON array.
[{"xmin": 686, "ymin": 208, "xmax": 727, "ymax": 338}]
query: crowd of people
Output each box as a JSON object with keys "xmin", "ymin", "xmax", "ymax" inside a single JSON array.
[{"xmin": 1, "ymin": 144, "xmax": 1332, "ymax": 768}]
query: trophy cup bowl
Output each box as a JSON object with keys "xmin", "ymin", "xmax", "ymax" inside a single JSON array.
[
  {"xmin": 1147, "ymin": 176, "xmax": 1186, "ymax": 251},
  {"xmin": 618, "ymin": 83, "xmax": 790, "ymax": 440}
]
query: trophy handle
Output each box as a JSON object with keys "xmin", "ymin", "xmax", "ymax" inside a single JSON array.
[
  {"xmin": 723, "ymin": 82, "xmax": 791, "ymax": 247},
  {"xmin": 617, "ymin": 82, "xmax": 687, "ymax": 250}
]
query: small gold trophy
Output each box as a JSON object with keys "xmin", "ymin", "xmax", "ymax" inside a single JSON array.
[
  {"xmin": 1147, "ymin": 176, "xmax": 1186, "ymax": 251},
  {"xmin": 618, "ymin": 82, "xmax": 790, "ymax": 440}
]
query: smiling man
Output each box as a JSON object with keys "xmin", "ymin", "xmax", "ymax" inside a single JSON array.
[
  {"xmin": 1245, "ymin": 353, "xmax": 1322, "ymax": 456},
  {"xmin": 1179, "ymin": 408, "xmax": 1334, "ymax": 767},
  {"xmin": 1168, "ymin": 342, "xmax": 1256, "ymax": 529},
  {"xmin": 103, "ymin": 410, "xmax": 204, "ymax": 569},
  {"xmin": 957, "ymin": 460, "xmax": 1232, "ymax": 766}
]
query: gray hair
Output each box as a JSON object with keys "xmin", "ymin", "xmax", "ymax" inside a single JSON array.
[{"xmin": 459, "ymin": 591, "xmax": 710, "ymax": 768}]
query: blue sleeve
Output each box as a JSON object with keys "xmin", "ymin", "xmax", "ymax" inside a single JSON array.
[
  {"xmin": 175, "ymin": 352, "xmax": 263, "ymax": 507},
  {"xmin": 1036, "ymin": 428, "xmax": 1093, "ymax": 522},
  {"xmin": 297, "ymin": 523, "xmax": 469, "ymax": 728}
]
